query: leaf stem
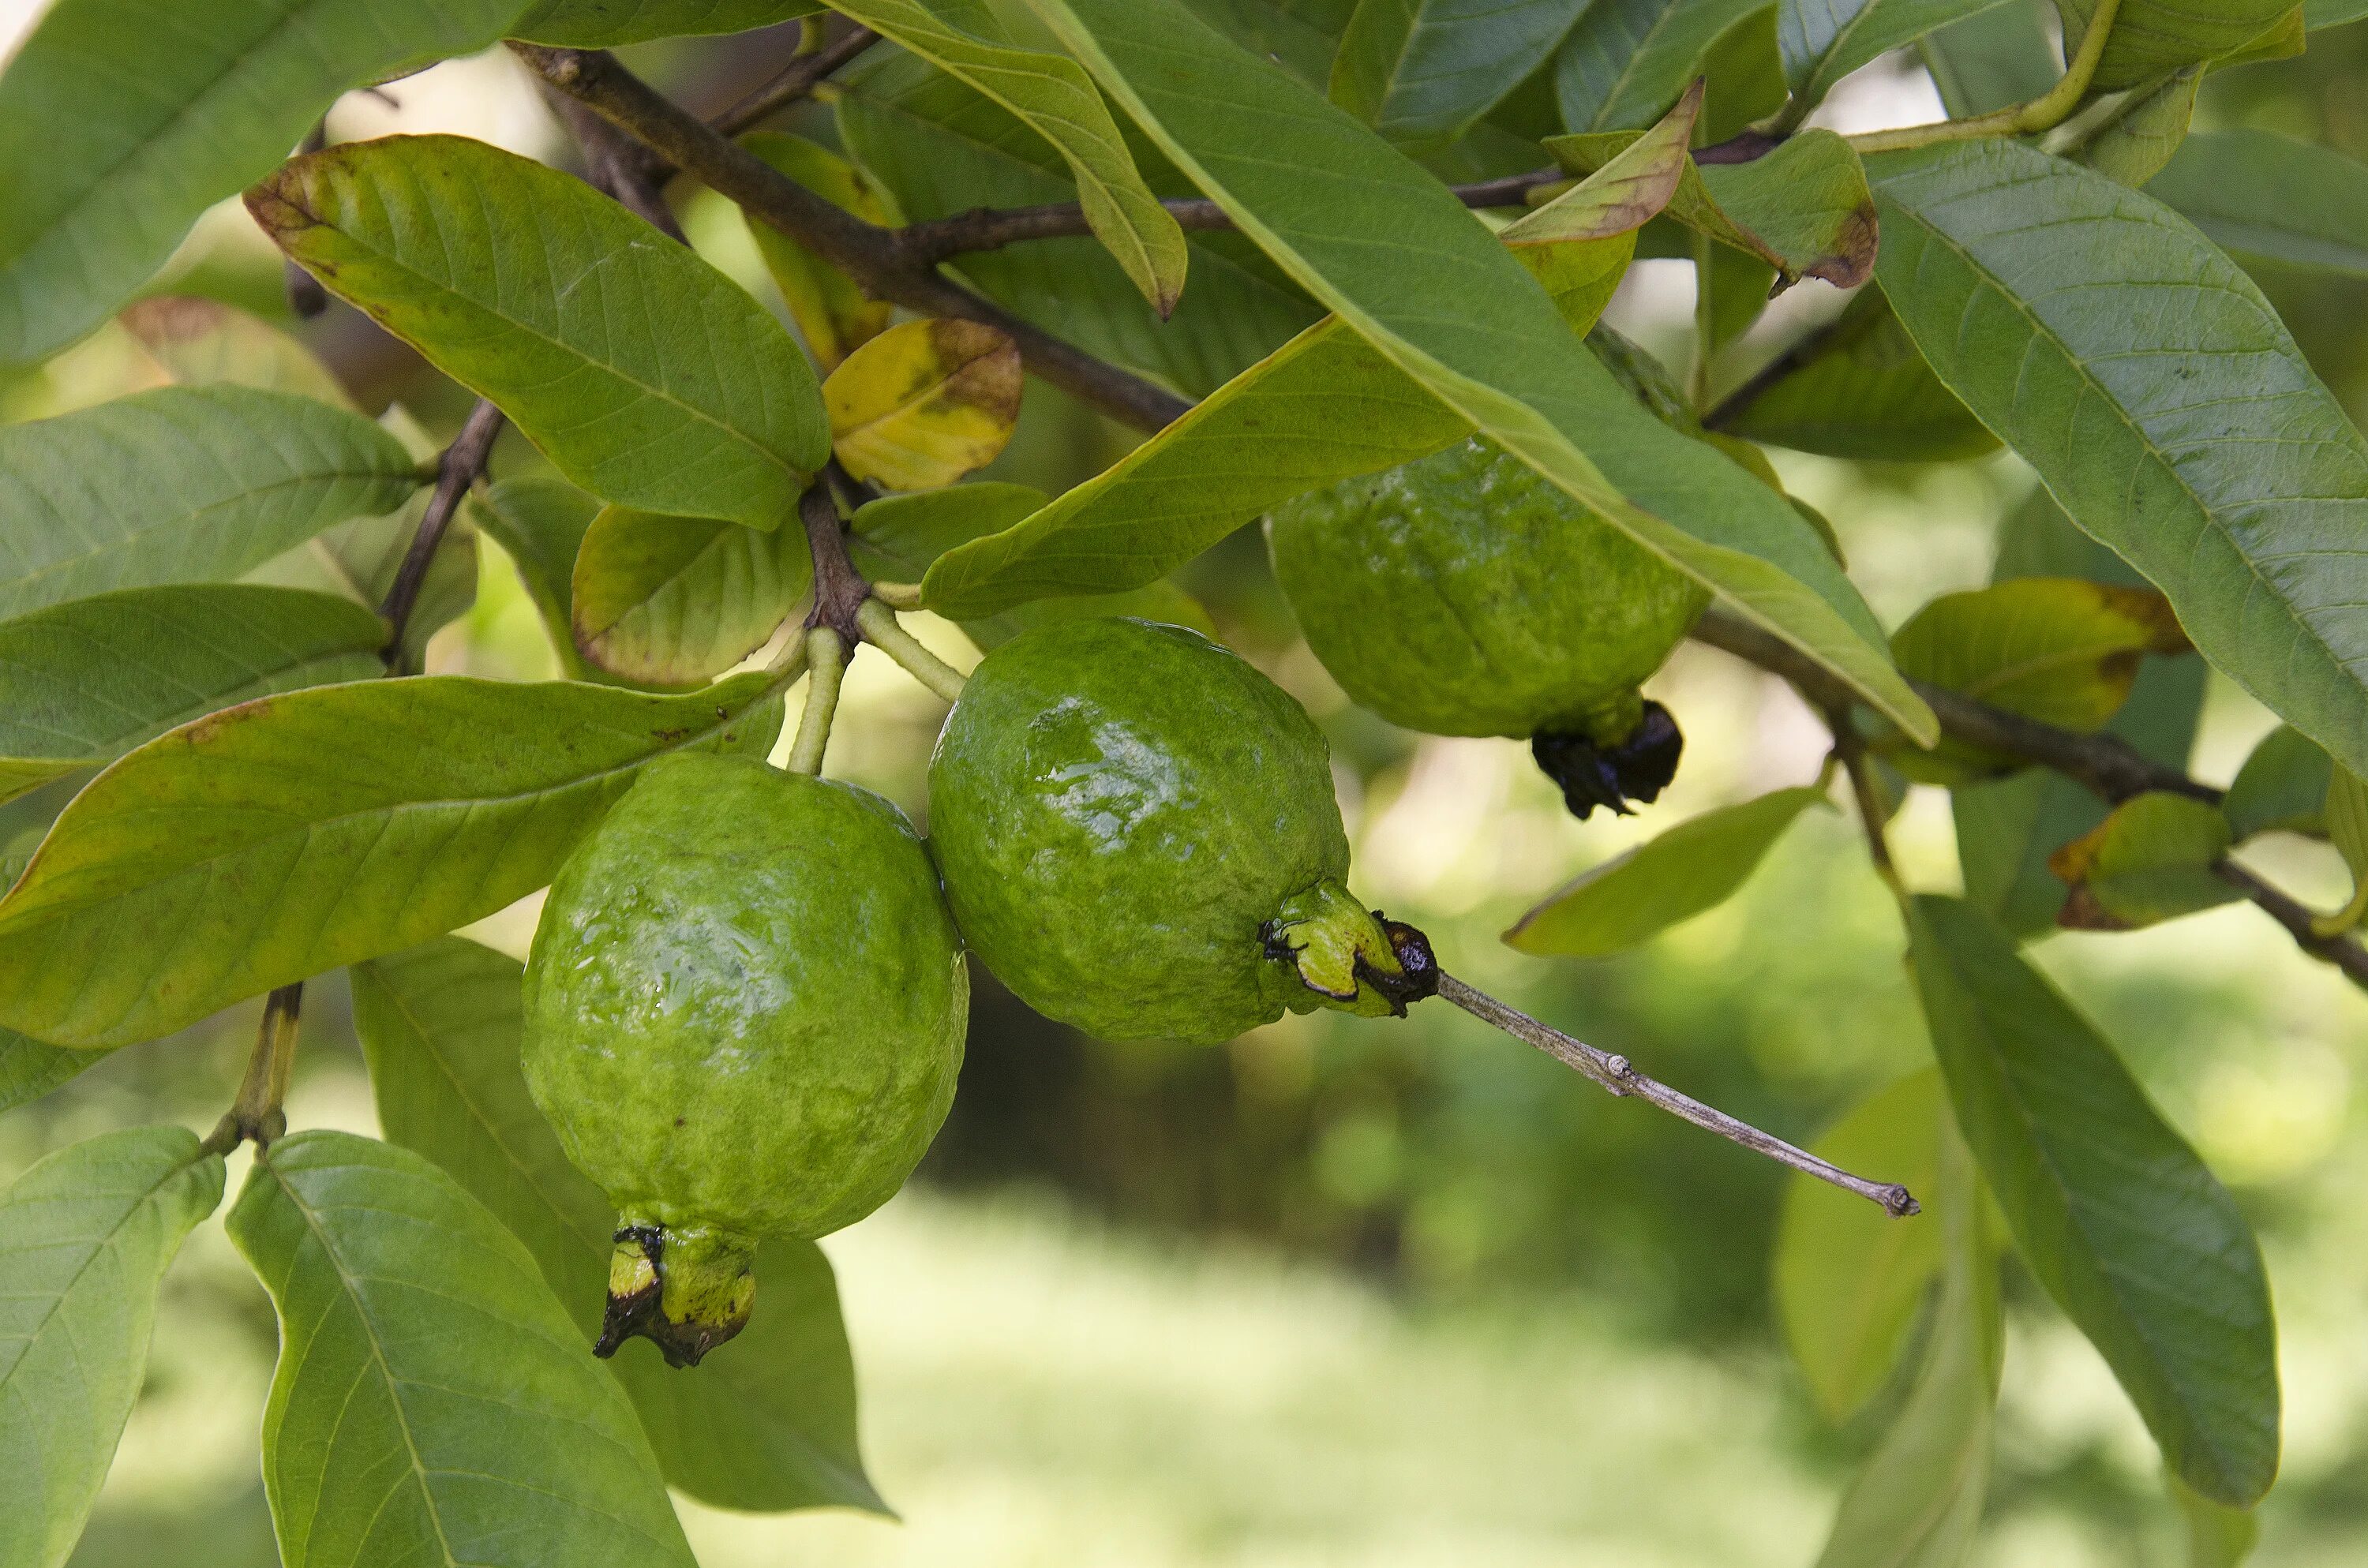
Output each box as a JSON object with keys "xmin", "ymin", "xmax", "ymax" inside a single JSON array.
[
  {"xmin": 855, "ymin": 598, "xmax": 969, "ymax": 702},
  {"xmin": 786, "ymin": 627, "xmax": 846, "ymax": 776},
  {"xmin": 1845, "ymin": 0, "xmax": 2123, "ymax": 155},
  {"xmin": 204, "ymin": 982, "xmax": 304, "ymax": 1154},
  {"xmin": 2310, "ymin": 876, "xmax": 2368, "ymax": 940},
  {"xmin": 870, "ymin": 580, "xmax": 925, "ymax": 611},
  {"xmin": 1434, "ymin": 972, "xmax": 1920, "ymax": 1217}
]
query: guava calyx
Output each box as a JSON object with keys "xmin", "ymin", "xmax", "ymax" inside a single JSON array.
[
  {"xmin": 1261, "ymin": 883, "xmax": 1440, "ymax": 1018},
  {"xmin": 1531, "ymin": 699, "xmax": 1684, "ymax": 820},
  {"xmin": 594, "ymin": 1221, "xmax": 757, "ymax": 1369}
]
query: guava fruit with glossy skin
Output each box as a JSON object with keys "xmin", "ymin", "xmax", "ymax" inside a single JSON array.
[
  {"xmin": 523, "ymin": 752, "xmax": 965, "ymax": 1366},
  {"xmin": 1266, "ymin": 433, "xmax": 1710, "ymax": 816},
  {"xmin": 927, "ymin": 617, "xmax": 1433, "ymax": 1046}
]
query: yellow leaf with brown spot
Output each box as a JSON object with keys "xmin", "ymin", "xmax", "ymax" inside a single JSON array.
[{"xmin": 825, "ymin": 320, "xmax": 1021, "ymax": 492}]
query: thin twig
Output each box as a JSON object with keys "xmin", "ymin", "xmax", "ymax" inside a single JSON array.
[
  {"xmin": 550, "ymin": 91, "xmax": 688, "ymax": 240},
  {"xmin": 714, "ymin": 24, "xmax": 882, "ymax": 137},
  {"xmin": 2217, "ymin": 863, "xmax": 2368, "ymax": 988},
  {"xmin": 511, "ymin": 43, "xmax": 1193, "ymax": 433},
  {"xmin": 1436, "ymin": 972, "xmax": 1920, "ymax": 1216},
  {"xmin": 380, "ymin": 399, "xmax": 504, "ymax": 663},
  {"xmin": 1827, "ymin": 707, "xmax": 1905, "ymax": 896}
]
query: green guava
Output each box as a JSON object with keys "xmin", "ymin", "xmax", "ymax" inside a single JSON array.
[
  {"xmin": 522, "ymin": 752, "xmax": 966, "ymax": 1366},
  {"xmin": 1265, "ymin": 433, "xmax": 1710, "ymax": 817},
  {"xmin": 926, "ymin": 617, "xmax": 1434, "ymax": 1046}
]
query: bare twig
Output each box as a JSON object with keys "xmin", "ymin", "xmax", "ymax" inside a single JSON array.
[
  {"xmin": 380, "ymin": 399, "xmax": 504, "ymax": 662},
  {"xmin": 550, "ymin": 92, "xmax": 687, "ymax": 240},
  {"xmin": 714, "ymin": 24, "xmax": 882, "ymax": 137},
  {"xmin": 1436, "ymin": 972, "xmax": 1920, "ymax": 1216},
  {"xmin": 511, "ymin": 43, "xmax": 1193, "ymax": 433},
  {"xmin": 1827, "ymin": 705, "xmax": 1904, "ymax": 895},
  {"xmin": 2217, "ymin": 863, "xmax": 2368, "ymax": 988}
]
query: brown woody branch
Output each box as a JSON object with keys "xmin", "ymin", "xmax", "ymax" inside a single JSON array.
[
  {"xmin": 714, "ymin": 24, "xmax": 881, "ymax": 137},
  {"xmin": 511, "ymin": 43, "xmax": 1192, "ymax": 433},
  {"xmin": 380, "ymin": 398, "xmax": 504, "ymax": 663}
]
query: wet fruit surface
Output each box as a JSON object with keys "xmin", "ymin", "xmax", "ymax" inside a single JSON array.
[
  {"xmin": 928, "ymin": 617, "xmax": 1408, "ymax": 1044},
  {"xmin": 1266, "ymin": 435, "xmax": 1709, "ymax": 740}
]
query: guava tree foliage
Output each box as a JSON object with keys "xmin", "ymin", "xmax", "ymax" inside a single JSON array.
[{"xmin": 0, "ymin": 0, "xmax": 2361, "ymax": 1561}]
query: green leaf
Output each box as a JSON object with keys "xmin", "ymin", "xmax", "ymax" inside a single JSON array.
[
  {"xmin": 1919, "ymin": 0, "xmax": 2059, "ymax": 115},
  {"xmin": 473, "ymin": 477, "xmax": 605, "ymax": 680},
  {"xmin": 1505, "ymin": 786, "xmax": 1828, "ymax": 956},
  {"xmin": 848, "ymin": 482, "xmax": 1212, "ymax": 647},
  {"xmin": 1710, "ymin": 288, "xmax": 1997, "ymax": 461},
  {"xmin": 573, "ymin": 506, "xmax": 812, "ymax": 687},
  {"xmin": 119, "ymin": 297, "xmax": 355, "ymax": 410},
  {"xmin": 1888, "ymin": 576, "xmax": 2189, "ymax": 783},
  {"xmin": 0, "ymin": 1033, "xmax": 93, "ymax": 1117},
  {"xmin": 253, "ymin": 135, "xmax": 828, "ymax": 530},
  {"xmin": 353, "ymin": 936, "xmax": 883, "ymax": 1514},
  {"xmin": 0, "ymin": 0, "xmax": 524, "ymax": 366},
  {"xmin": 740, "ymin": 133, "xmax": 900, "ymax": 372},
  {"xmin": 2145, "ymin": 129, "xmax": 2368, "ymax": 280},
  {"xmin": 2306, "ymin": 0, "xmax": 2368, "ymax": 24},
  {"xmin": 1508, "ymin": 82, "xmax": 1701, "ymax": 249},
  {"xmin": 1812, "ymin": 1113, "xmax": 2000, "ymax": 1568},
  {"xmin": 2050, "ymin": 791, "xmax": 2239, "ymax": 930},
  {"xmin": 2224, "ymin": 724, "xmax": 2330, "ymax": 841},
  {"xmin": 1870, "ymin": 140, "xmax": 2368, "ymax": 785},
  {"xmin": 0, "ymin": 1125, "xmax": 224, "ymax": 1568},
  {"xmin": 2074, "ymin": 63, "xmax": 2199, "ymax": 188},
  {"xmin": 836, "ymin": 52, "xmax": 1321, "ymax": 399},
  {"xmin": 0, "ymin": 673, "xmax": 785, "ymax": 1049},
  {"xmin": 1329, "ymin": 0, "xmax": 1591, "ymax": 144},
  {"xmin": 2055, "ymin": 0, "xmax": 2295, "ymax": 91},
  {"xmin": 2327, "ymin": 765, "xmax": 2368, "ymax": 885},
  {"xmin": 2171, "ymin": 1473, "xmax": 2259, "ymax": 1568},
  {"xmin": 825, "ymin": 0, "xmax": 1190, "ymax": 314},
  {"xmin": 1556, "ymin": 0, "xmax": 1766, "ymax": 130},
  {"xmin": 1012, "ymin": 0, "xmax": 1935, "ymax": 741},
  {"xmin": 1775, "ymin": 1069, "xmax": 1948, "ymax": 1426},
  {"xmin": 0, "ymin": 386, "xmax": 424, "ymax": 623},
  {"xmin": 1184, "ymin": 0, "xmax": 1359, "ymax": 87},
  {"xmin": 511, "ymin": 0, "xmax": 822, "ymax": 45},
  {"xmin": 1697, "ymin": 2, "xmax": 1790, "ymax": 144},
  {"xmin": 0, "ymin": 585, "xmax": 384, "ymax": 807},
  {"xmin": 227, "ymin": 1129, "xmax": 697, "ymax": 1568},
  {"xmin": 1781, "ymin": 0, "xmax": 2014, "ymax": 116},
  {"xmin": 1904, "ymin": 894, "xmax": 2279, "ymax": 1506}
]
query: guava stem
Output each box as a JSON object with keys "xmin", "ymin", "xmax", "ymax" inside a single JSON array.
[
  {"xmin": 869, "ymin": 581, "xmax": 925, "ymax": 612},
  {"xmin": 1433, "ymin": 973, "xmax": 1920, "ymax": 1218},
  {"xmin": 786, "ymin": 627, "xmax": 846, "ymax": 777},
  {"xmin": 202, "ymin": 982, "xmax": 305, "ymax": 1154},
  {"xmin": 855, "ymin": 597, "xmax": 969, "ymax": 703}
]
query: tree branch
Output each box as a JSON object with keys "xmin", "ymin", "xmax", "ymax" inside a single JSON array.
[
  {"xmin": 379, "ymin": 397, "xmax": 504, "ymax": 663},
  {"xmin": 510, "ymin": 43, "xmax": 1193, "ymax": 433},
  {"xmin": 714, "ymin": 24, "xmax": 881, "ymax": 137},
  {"xmin": 2217, "ymin": 862, "xmax": 2368, "ymax": 988}
]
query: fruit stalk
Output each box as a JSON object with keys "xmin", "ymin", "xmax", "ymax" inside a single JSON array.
[
  {"xmin": 787, "ymin": 628, "xmax": 846, "ymax": 776},
  {"xmin": 203, "ymin": 982, "xmax": 305, "ymax": 1153},
  {"xmin": 1433, "ymin": 973, "xmax": 1920, "ymax": 1217},
  {"xmin": 856, "ymin": 598, "xmax": 968, "ymax": 702}
]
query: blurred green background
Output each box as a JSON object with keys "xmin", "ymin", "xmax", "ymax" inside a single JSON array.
[{"xmin": 4, "ymin": 9, "xmax": 2368, "ymax": 1564}]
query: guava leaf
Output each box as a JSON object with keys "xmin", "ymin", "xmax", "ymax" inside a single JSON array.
[
  {"xmin": 472, "ymin": 477, "xmax": 605, "ymax": 681},
  {"xmin": 1504, "ymin": 786, "xmax": 1829, "ymax": 957},
  {"xmin": 1709, "ymin": 288, "xmax": 1996, "ymax": 462},
  {"xmin": 2074, "ymin": 65, "xmax": 2198, "ymax": 189},
  {"xmin": 1872, "ymin": 140, "xmax": 2368, "ymax": 786},
  {"xmin": 1555, "ymin": 0, "xmax": 1766, "ymax": 131},
  {"xmin": 1780, "ymin": 0, "xmax": 2014, "ymax": 115},
  {"xmin": 0, "ymin": 585, "xmax": 386, "ymax": 806},
  {"xmin": 353, "ymin": 936, "xmax": 884, "ymax": 1514},
  {"xmin": 0, "ymin": 1125, "xmax": 224, "ymax": 1568},
  {"xmin": 2306, "ymin": 0, "xmax": 2368, "ymax": 24},
  {"xmin": 2171, "ymin": 1473, "xmax": 2260, "ymax": 1568},
  {"xmin": 227, "ymin": 1130, "xmax": 698, "ymax": 1568},
  {"xmin": 511, "ymin": 0, "xmax": 823, "ymax": 45},
  {"xmin": 2055, "ymin": 0, "xmax": 2296, "ymax": 91},
  {"xmin": 572, "ymin": 507, "xmax": 812, "ymax": 688},
  {"xmin": 0, "ymin": 1033, "xmax": 93, "ymax": 1118},
  {"xmin": 1775, "ymin": 1069, "xmax": 1949, "ymax": 1426},
  {"xmin": 1812, "ymin": 1113, "xmax": 1999, "ymax": 1568},
  {"xmin": 1009, "ymin": 0, "xmax": 1935, "ymax": 741},
  {"xmin": 0, "ymin": 386, "xmax": 424, "ymax": 623},
  {"xmin": 119, "ymin": 297, "xmax": 355, "ymax": 410},
  {"xmin": 1501, "ymin": 84, "xmax": 1697, "ymax": 245},
  {"xmin": 251, "ymin": 136, "xmax": 827, "ymax": 530},
  {"xmin": 1905, "ymin": 894, "xmax": 2279, "ymax": 1506},
  {"xmin": 740, "ymin": 133, "xmax": 900, "ymax": 372},
  {"xmin": 1329, "ymin": 0, "xmax": 1591, "ymax": 145},
  {"xmin": 2144, "ymin": 130, "xmax": 2368, "ymax": 280},
  {"xmin": 825, "ymin": 319, "xmax": 1023, "ymax": 492},
  {"xmin": 0, "ymin": 0, "xmax": 524, "ymax": 366},
  {"xmin": 2223, "ymin": 724, "xmax": 2332, "ymax": 841},
  {"xmin": 2048, "ymin": 791, "xmax": 2239, "ymax": 930},
  {"xmin": 0, "ymin": 673, "xmax": 785, "ymax": 1049},
  {"xmin": 825, "ymin": 0, "xmax": 1190, "ymax": 315},
  {"xmin": 1919, "ymin": 0, "xmax": 2058, "ymax": 115}
]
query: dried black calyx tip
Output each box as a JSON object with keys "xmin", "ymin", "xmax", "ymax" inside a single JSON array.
[
  {"xmin": 1354, "ymin": 916, "xmax": 1440, "ymax": 1013},
  {"xmin": 593, "ymin": 1223, "xmax": 752, "ymax": 1370},
  {"xmin": 1531, "ymin": 701, "xmax": 1684, "ymax": 821}
]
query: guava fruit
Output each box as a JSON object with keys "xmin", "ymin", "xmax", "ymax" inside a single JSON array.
[
  {"xmin": 926, "ymin": 617, "xmax": 1434, "ymax": 1045},
  {"xmin": 1265, "ymin": 433, "xmax": 1710, "ymax": 817},
  {"xmin": 522, "ymin": 752, "xmax": 965, "ymax": 1366}
]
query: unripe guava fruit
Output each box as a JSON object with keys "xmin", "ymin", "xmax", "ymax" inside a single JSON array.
[
  {"xmin": 927, "ymin": 617, "xmax": 1433, "ymax": 1045},
  {"xmin": 523, "ymin": 753, "xmax": 965, "ymax": 1366},
  {"xmin": 1266, "ymin": 434, "xmax": 1709, "ymax": 816}
]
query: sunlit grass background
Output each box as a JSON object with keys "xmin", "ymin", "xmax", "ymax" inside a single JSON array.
[{"xmin": 3, "ymin": 6, "xmax": 2368, "ymax": 1563}]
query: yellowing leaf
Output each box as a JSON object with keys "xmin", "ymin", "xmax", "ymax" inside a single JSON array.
[
  {"xmin": 2049, "ymin": 791, "xmax": 2238, "ymax": 930},
  {"xmin": 826, "ymin": 320, "xmax": 1022, "ymax": 491},
  {"xmin": 118, "ymin": 296, "xmax": 354, "ymax": 410},
  {"xmin": 740, "ymin": 133, "xmax": 898, "ymax": 371}
]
